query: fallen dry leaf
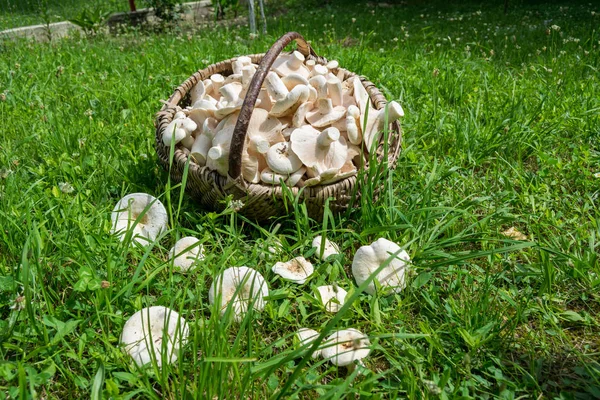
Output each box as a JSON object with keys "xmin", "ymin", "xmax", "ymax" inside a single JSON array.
[{"xmin": 502, "ymin": 227, "xmax": 527, "ymax": 241}]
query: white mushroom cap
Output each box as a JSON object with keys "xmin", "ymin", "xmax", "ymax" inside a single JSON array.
[
  {"xmin": 163, "ymin": 115, "xmax": 197, "ymax": 147},
  {"xmin": 271, "ymin": 256, "xmax": 314, "ymax": 284},
  {"xmin": 265, "ymin": 141, "xmax": 303, "ymax": 175},
  {"xmin": 363, "ymin": 101, "xmax": 404, "ymax": 151},
  {"xmin": 351, "ymin": 238, "xmax": 410, "ymax": 295},
  {"xmin": 312, "ymin": 235, "xmax": 340, "ymax": 260},
  {"xmin": 352, "ymin": 76, "xmax": 370, "ymax": 114},
  {"xmin": 120, "ymin": 306, "xmax": 189, "ymax": 367},
  {"xmin": 290, "ymin": 127, "xmax": 348, "ymax": 174},
  {"xmin": 321, "ymin": 328, "xmax": 370, "ymax": 367},
  {"xmin": 169, "ymin": 236, "xmax": 204, "ymax": 272},
  {"xmin": 260, "ymin": 168, "xmax": 287, "ymax": 185},
  {"xmin": 296, "ymin": 328, "xmax": 322, "ymax": 358},
  {"xmin": 110, "ymin": 193, "xmax": 168, "ymax": 245},
  {"xmin": 282, "ymin": 73, "xmax": 310, "ymax": 91},
  {"xmin": 317, "ymin": 285, "xmax": 347, "ymax": 313},
  {"xmin": 190, "ymin": 80, "xmax": 206, "ymax": 105},
  {"xmin": 208, "ymin": 266, "xmax": 269, "ymax": 322},
  {"xmin": 286, "ymin": 166, "xmax": 306, "ymax": 187}
]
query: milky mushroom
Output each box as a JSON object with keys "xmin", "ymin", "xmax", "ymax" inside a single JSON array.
[
  {"xmin": 351, "ymin": 237, "xmax": 410, "ymax": 295},
  {"xmin": 265, "ymin": 72, "xmax": 310, "ymax": 118},
  {"xmin": 344, "ymin": 105, "xmax": 362, "ymax": 145},
  {"xmin": 317, "ymin": 285, "xmax": 348, "ymax": 313},
  {"xmin": 312, "ymin": 235, "xmax": 340, "ymax": 260},
  {"xmin": 190, "ymin": 80, "xmax": 206, "ymax": 106},
  {"xmin": 111, "ymin": 193, "xmax": 168, "ymax": 245},
  {"xmin": 210, "ymin": 74, "xmax": 225, "ymax": 98},
  {"xmin": 305, "ymin": 59, "xmax": 316, "ymax": 70},
  {"xmin": 120, "ymin": 306, "xmax": 189, "ymax": 367},
  {"xmin": 321, "ymin": 328, "xmax": 371, "ymax": 367},
  {"xmin": 163, "ymin": 113, "xmax": 197, "ymax": 147},
  {"xmin": 271, "ymin": 256, "xmax": 314, "ymax": 284},
  {"xmin": 352, "ymin": 76, "xmax": 370, "ymax": 114},
  {"xmin": 232, "ymin": 55, "xmax": 252, "ymax": 75},
  {"xmin": 327, "ymin": 77, "xmax": 343, "ymax": 107},
  {"xmin": 320, "ymin": 162, "xmax": 358, "ymax": 185},
  {"xmin": 208, "ymin": 266, "xmax": 269, "ymax": 322},
  {"xmin": 242, "ymin": 108, "xmax": 284, "ymax": 183},
  {"xmin": 191, "ymin": 117, "xmax": 218, "ymax": 167},
  {"xmin": 310, "ymin": 64, "xmax": 328, "ymax": 78},
  {"xmin": 297, "ymin": 328, "xmax": 322, "ymax": 358},
  {"xmin": 260, "ymin": 168, "xmax": 286, "ymax": 185},
  {"xmin": 305, "ymin": 94, "xmax": 346, "ymax": 128},
  {"xmin": 215, "ymin": 82, "xmax": 245, "ymax": 120},
  {"xmin": 169, "ymin": 236, "xmax": 204, "ymax": 272},
  {"xmin": 265, "ymin": 141, "xmax": 303, "ymax": 175},
  {"xmin": 241, "ymin": 64, "xmax": 257, "ymax": 89},
  {"xmin": 363, "ymin": 101, "xmax": 404, "ymax": 152},
  {"xmin": 272, "ymin": 51, "xmax": 310, "ymax": 78},
  {"xmin": 206, "ymin": 113, "xmax": 237, "ymax": 176},
  {"xmin": 271, "ymin": 85, "xmax": 310, "ymax": 118},
  {"xmin": 286, "ymin": 166, "xmax": 306, "ymax": 187},
  {"xmin": 290, "ymin": 126, "xmax": 348, "ymax": 175},
  {"xmin": 282, "ymin": 73, "xmax": 310, "ymax": 91},
  {"xmin": 326, "ymin": 60, "xmax": 339, "ymax": 71},
  {"xmin": 292, "ymin": 102, "xmax": 313, "ymax": 128},
  {"xmin": 188, "ymin": 103, "xmax": 216, "ymax": 133},
  {"xmin": 256, "ymin": 88, "xmax": 273, "ymax": 112}
]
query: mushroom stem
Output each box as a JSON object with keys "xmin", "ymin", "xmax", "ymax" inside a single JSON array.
[
  {"xmin": 266, "ymin": 72, "xmax": 289, "ymax": 101},
  {"xmin": 317, "ymin": 98, "xmax": 334, "ymax": 115},
  {"xmin": 242, "ymin": 65, "xmax": 257, "ymax": 88},
  {"xmin": 288, "ymin": 51, "xmax": 305, "ymax": 69},
  {"xmin": 327, "ymin": 78, "xmax": 343, "ymax": 107},
  {"xmin": 346, "ymin": 105, "xmax": 362, "ymax": 145},
  {"xmin": 220, "ymin": 84, "xmax": 240, "ymax": 103},
  {"xmin": 211, "ymin": 74, "xmax": 225, "ymax": 94},
  {"xmin": 317, "ymin": 127, "xmax": 340, "ymax": 147}
]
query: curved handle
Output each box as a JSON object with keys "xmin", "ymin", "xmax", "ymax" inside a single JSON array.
[{"xmin": 228, "ymin": 32, "xmax": 317, "ymax": 180}]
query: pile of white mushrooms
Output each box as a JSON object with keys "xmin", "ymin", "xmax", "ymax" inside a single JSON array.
[{"xmin": 163, "ymin": 51, "xmax": 404, "ymax": 187}]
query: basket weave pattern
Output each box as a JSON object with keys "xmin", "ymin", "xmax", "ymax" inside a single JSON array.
[{"xmin": 155, "ymin": 32, "xmax": 402, "ymax": 220}]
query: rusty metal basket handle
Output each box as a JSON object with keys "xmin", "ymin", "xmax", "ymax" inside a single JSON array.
[{"xmin": 228, "ymin": 32, "xmax": 317, "ymax": 180}]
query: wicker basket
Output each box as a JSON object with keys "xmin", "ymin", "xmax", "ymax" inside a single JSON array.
[{"xmin": 155, "ymin": 32, "xmax": 402, "ymax": 221}]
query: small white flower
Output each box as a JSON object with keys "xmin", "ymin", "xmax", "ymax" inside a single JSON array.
[
  {"xmin": 551, "ymin": 24, "xmax": 560, "ymax": 31},
  {"xmin": 229, "ymin": 199, "xmax": 244, "ymax": 212},
  {"xmin": 594, "ymin": 172, "xmax": 600, "ymax": 178},
  {"xmin": 58, "ymin": 182, "xmax": 75, "ymax": 194}
]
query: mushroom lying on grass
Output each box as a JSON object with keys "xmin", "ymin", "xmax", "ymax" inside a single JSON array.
[
  {"xmin": 311, "ymin": 235, "xmax": 340, "ymax": 260},
  {"xmin": 317, "ymin": 284, "xmax": 347, "ymax": 313},
  {"xmin": 352, "ymin": 238, "xmax": 411, "ymax": 295},
  {"xmin": 209, "ymin": 266, "xmax": 269, "ymax": 322},
  {"xmin": 169, "ymin": 236, "xmax": 204, "ymax": 272},
  {"xmin": 321, "ymin": 328, "xmax": 371, "ymax": 367},
  {"xmin": 120, "ymin": 306, "xmax": 189, "ymax": 367},
  {"xmin": 296, "ymin": 328, "xmax": 322, "ymax": 358},
  {"xmin": 110, "ymin": 193, "xmax": 168, "ymax": 246},
  {"xmin": 271, "ymin": 256, "xmax": 314, "ymax": 284}
]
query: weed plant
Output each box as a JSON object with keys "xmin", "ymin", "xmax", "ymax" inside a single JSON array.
[{"xmin": 0, "ymin": 0, "xmax": 599, "ymax": 398}]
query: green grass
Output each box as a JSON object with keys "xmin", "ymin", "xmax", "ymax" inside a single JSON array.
[
  {"xmin": 1, "ymin": 0, "xmax": 599, "ymax": 398},
  {"xmin": 0, "ymin": 0, "xmax": 128, "ymax": 31}
]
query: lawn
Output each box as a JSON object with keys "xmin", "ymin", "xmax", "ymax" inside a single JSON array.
[
  {"xmin": 0, "ymin": 0, "xmax": 128, "ymax": 31},
  {"xmin": 0, "ymin": 0, "xmax": 599, "ymax": 398}
]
